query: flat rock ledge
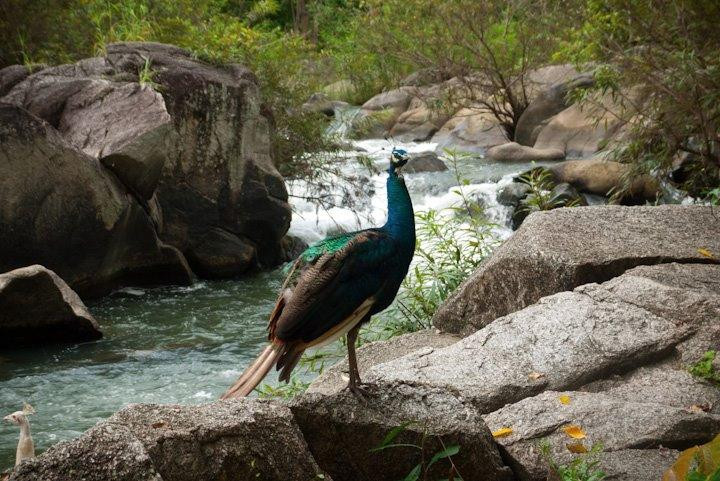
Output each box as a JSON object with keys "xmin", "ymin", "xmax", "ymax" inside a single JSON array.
[
  {"xmin": 434, "ymin": 205, "xmax": 720, "ymax": 336},
  {"xmin": 0, "ymin": 265, "xmax": 102, "ymax": 347},
  {"xmin": 9, "ymin": 400, "xmax": 329, "ymax": 481}
]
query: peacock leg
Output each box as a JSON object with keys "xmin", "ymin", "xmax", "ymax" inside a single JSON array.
[{"xmin": 345, "ymin": 323, "xmax": 367, "ymax": 397}]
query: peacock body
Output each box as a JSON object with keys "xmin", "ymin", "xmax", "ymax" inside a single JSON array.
[{"xmin": 222, "ymin": 149, "xmax": 415, "ymax": 398}]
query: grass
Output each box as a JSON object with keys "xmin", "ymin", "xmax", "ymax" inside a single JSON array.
[
  {"xmin": 137, "ymin": 55, "xmax": 161, "ymax": 90},
  {"xmin": 540, "ymin": 441, "xmax": 606, "ymax": 481},
  {"xmin": 688, "ymin": 351, "xmax": 720, "ymax": 387}
]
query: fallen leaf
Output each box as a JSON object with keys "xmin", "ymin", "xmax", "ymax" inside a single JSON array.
[
  {"xmin": 688, "ymin": 403, "xmax": 711, "ymax": 413},
  {"xmin": 698, "ymin": 248, "xmax": 715, "ymax": 259},
  {"xmin": 559, "ymin": 395, "xmax": 571, "ymax": 405},
  {"xmin": 151, "ymin": 421, "xmax": 166, "ymax": 429},
  {"xmin": 562, "ymin": 425, "xmax": 586, "ymax": 439},
  {"xmin": 528, "ymin": 372, "xmax": 546, "ymax": 380},
  {"xmin": 492, "ymin": 427, "xmax": 513, "ymax": 438},
  {"xmin": 566, "ymin": 442, "xmax": 589, "ymax": 454}
]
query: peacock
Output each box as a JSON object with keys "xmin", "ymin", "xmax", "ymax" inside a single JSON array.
[{"xmin": 222, "ymin": 148, "xmax": 415, "ymax": 398}]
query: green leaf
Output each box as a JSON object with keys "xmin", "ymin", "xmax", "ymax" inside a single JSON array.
[
  {"xmin": 403, "ymin": 464, "xmax": 421, "ymax": 481},
  {"xmin": 426, "ymin": 445, "xmax": 460, "ymax": 469}
]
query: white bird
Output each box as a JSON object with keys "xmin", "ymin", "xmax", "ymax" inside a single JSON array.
[{"xmin": 3, "ymin": 403, "xmax": 35, "ymax": 467}]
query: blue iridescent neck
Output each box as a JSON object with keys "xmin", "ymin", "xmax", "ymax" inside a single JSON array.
[{"xmin": 384, "ymin": 166, "xmax": 415, "ymax": 244}]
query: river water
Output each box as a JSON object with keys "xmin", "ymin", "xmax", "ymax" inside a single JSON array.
[{"xmin": 0, "ymin": 135, "xmax": 544, "ymax": 468}]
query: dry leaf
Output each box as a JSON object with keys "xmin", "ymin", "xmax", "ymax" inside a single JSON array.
[
  {"xmin": 562, "ymin": 425, "xmax": 586, "ymax": 439},
  {"xmin": 492, "ymin": 427, "xmax": 513, "ymax": 438},
  {"xmin": 566, "ymin": 442, "xmax": 589, "ymax": 454},
  {"xmin": 558, "ymin": 395, "xmax": 571, "ymax": 405},
  {"xmin": 688, "ymin": 403, "xmax": 711, "ymax": 413},
  {"xmin": 151, "ymin": 421, "xmax": 167, "ymax": 429},
  {"xmin": 528, "ymin": 372, "xmax": 546, "ymax": 380},
  {"xmin": 698, "ymin": 248, "xmax": 715, "ymax": 259}
]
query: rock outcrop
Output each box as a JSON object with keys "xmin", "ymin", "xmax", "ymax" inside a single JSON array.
[
  {"xmin": 433, "ymin": 205, "xmax": 720, "ymax": 335},
  {"xmin": 10, "ymin": 400, "xmax": 329, "ymax": 481},
  {"xmin": 487, "ymin": 142, "xmax": 565, "ymax": 162},
  {"xmin": 548, "ymin": 157, "xmax": 659, "ymax": 202},
  {"xmin": 0, "ymin": 103, "xmax": 192, "ymax": 296},
  {"xmin": 0, "ymin": 265, "xmax": 102, "ymax": 347},
  {"xmin": 0, "ymin": 42, "xmax": 292, "ymax": 286},
  {"xmin": 404, "ymin": 151, "xmax": 448, "ymax": 173},
  {"xmin": 292, "ymin": 388, "xmax": 514, "ymax": 481},
  {"xmin": 432, "ymin": 108, "xmax": 508, "ymax": 154}
]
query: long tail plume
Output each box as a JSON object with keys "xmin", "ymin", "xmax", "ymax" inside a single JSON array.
[{"xmin": 221, "ymin": 344, "xmax": 282, "ymax": 399}]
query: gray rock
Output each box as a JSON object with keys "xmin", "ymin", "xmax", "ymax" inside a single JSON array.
[
  {"xmin": 10, "ymin": 400, "xmax": 328, "ymax": 481},
  {"xmin": 0, "ymin": 103, "xmax": 192, "ymax": 297},
  {"xmin": 292, "ymin": 388, "xmax": 514, "ymax": 481},
  {"xmin": 433, "ymin": 205, "xmax": 720, "ymax": 335},
  {"xmin": 594, "ymin": 449, "xmax": 678, "ymax": 481},
  {"xmin": 9, "ymin": 423, "xmax": 162, "ymax": 481},
  {"xmin": 404, "ymin": 151, "xmax": 448, "ymax": 173},
  {"xmin": 104, "ymin": 42, "xmax": 292, "ymax": 271},
  {"xmin": 307, "ymin": 329, "xmax": 459, "ymax": 396},
  {"xmin": 515, "ymin": 73, "xmax": 594, "ymax": 147},
  {"xmin": 497, "ymin": 182, "xmax": 531, "ymax": 207},
  {"xmin": 186, "ymin": 228, "xmax": 257, "ymax": 278},
  {"xmin": 0, "ymin": 65, "xmax": 30, "ymax": 98},
  {"xmin": 487, "ymin": 142, "xmax": 565, "ymax": 162},
  {"xmin": 432, "ymin": 108, "xmax": 508, "ymax": 154},
  {"xmin": 60, "ymin": 82, "xmax": 175, "ymax": 200},
  {"xmin": 548, "ymin": 158, "xmax": 659, "ymax": 203},
  {"xmin": 484, "ymin": 390, "xmax": 719, "ymax": 481},
  {"xmin": 400, "ymin": 68, "xmax": 449, "ymax": 87},
  {"xmin": 389, "ymin": 106, "xmax": 444, "ymax": 142},
  {"xmin": 371, "ymin": 268, "xmax": 703, "ymax": 414},
  {"xmin": 302, "ymin": 92, "xmax": 348, "ymax": 116},
  {"xmin": 362, "ymin": 87, "xmax": 413, "ymax": 113},
  {"xmin": 0, "ymin": 265, "xmax": 102, "ymax": 347},
  {"xmin": 550, "ymin": 183, "xmax": 586, "ymax": 205}
]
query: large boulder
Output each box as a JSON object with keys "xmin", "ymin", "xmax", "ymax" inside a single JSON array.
[
  {"xmin": 404, "ymin": 151, "xmax": 448, "ymax": 174},
  {"xmin": 432, "ymin": 108, "xmax": 508, "ymax": 154},
  {"xmin": 292, "ymin": 388, "xmax": 514, "ymax": 481},
  {"xmin": 515, "ymin": 73, "xmax": 594, "ymax": 146},
  {"xmin": 533, "ymin": 92, "xmax": 627, "ymax": 158},
  {"xmin": 10, "ymin": 400, "xmax": 329, "ymax": 481},
  {"xmin": 2, "ymin": 42, "xmax": 293, "ymax": 279},
  {"xmin": 104, "ymin": 42, "xmax": 292, "ymax": 271},
  {"xmin": 0, "ymin": 103, "xmax": 192, "ymax": 296},
  {"xmin": 307, "ymin": 329, "xmax": 459, "ymax": 396},
  {"xmin": 487, "ymin": 142, "xmax": 565, "ymax": 162},
  {"xmin": 485, "ymin": 390, "xmax": 713, "ymax": 481},
  {"xmin": 0, "ymin": 265, "xmax": 102, "ymax": 347},
  {"xmin": 433, "ymin": 205, "xmax": 720, "ymax": 335},
  {"xmin": 548, "ymin": 157, "xmax": 659, "ymax": 202},
  {"xmin": 0, "ymin": 65, "xmax": 31, "ymax": 97},
  {"xmin": 389, "ymin": 105, "xmax": 446, "ymax": 142}
]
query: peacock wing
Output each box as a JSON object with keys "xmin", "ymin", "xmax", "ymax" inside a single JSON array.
[{"xmin": 269, "ymin": 229, "xmax": 399, "ymax": 344}]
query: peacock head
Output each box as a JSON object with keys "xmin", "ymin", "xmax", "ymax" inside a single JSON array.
[{"xmin": 388, "ymin": 148, "xmax": 410, "ymax": 174}]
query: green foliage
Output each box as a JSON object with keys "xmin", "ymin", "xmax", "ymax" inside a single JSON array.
[
  {"xmin": 561, "ymin": 0, "xmax": 720, "ymax": 198},
  {"xmin": 255, "ymin": 376, "xmax": 310, "ymax": 399},
  {"xmin": 689, "ymin": 351, "xmax": 720, "ymax": 387},
  {"xmin": 372, "ymin": 422, "xmax": 464, "ymax": 481},
  {"xmin": 517, "ymin": 167, "xmax": 581, "ymax": 216},
  {"xmin": 137, "ymin": 56, "xmax": 160, "ymax": 90},
  {"xmin": 540, "ymin": 441, "xmax": 606, "ymax": 481}
]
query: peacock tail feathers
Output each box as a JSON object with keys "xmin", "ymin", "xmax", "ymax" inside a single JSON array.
[{"xmin": 299, "ymin": 231, "xmax": 358, "ymax": 263}]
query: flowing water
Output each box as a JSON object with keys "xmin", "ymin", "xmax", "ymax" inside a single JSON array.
[{"xmin": 0, "ymin": 130, "xmax": 548, "ymax": 468}]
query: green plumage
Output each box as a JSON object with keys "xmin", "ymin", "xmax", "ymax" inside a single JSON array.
[{"xmin": 300, "ymin": 232, "xmax": 356, "ymax": 262}]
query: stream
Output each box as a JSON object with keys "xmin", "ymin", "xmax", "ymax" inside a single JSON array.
[{"xmin": 0, "ymin": 135, "xmax": 545, "ymax": 468}]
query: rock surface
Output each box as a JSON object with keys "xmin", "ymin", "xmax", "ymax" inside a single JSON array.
[
  {"xmin": 10, "ymin": 400, "xmax": 329, "ymax": 481},
  {"xmin": 548, "ymin": 157, "xmax": 659, "ymax": 202},
  {"xmin": 515, "ymin": 73, "xmax": 594, "ymax": 147},
  {"xmin": 485, "ymin": 390, "xmax": 715, "ymax": 481},
  {"xmin": 1, "ymin": 42, "xmax": 292, "ymax": 282},
  {"xmin": 0, "ymin": 265, "xmax": 102, "ymax": 347},
  {"xmin": 404, "ymin": 151, "xmax": 448, "ymax": 173},
  {"xmin": 307, "ymin": 329, "xmax": 459, "ymax": 395},
  {"xmin": 433, "ymin": 205, "xmax": 720, "ymax": 335},
  {"xmin": 432, "ymin": 108, "xmax": 508, "ymax": 154},
  {"xmin": 487, "ymin": 142, "xmax": 565, "ymax": 162},
  {"xmin": 0, "ymin": 103, "xmax": 192, "ymax": 296},
  {"xmin": 292, "ymin": 388, "xmax": 514, "ymax": 481}
]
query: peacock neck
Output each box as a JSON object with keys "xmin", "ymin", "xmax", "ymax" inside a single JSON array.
[{"xmin": 383, "ymin": 170, "xmax": 415, "ymax": 248}]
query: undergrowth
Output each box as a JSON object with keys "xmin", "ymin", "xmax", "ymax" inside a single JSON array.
[
  {"xmin": 688, "ymin": 351, "xmax": 720, "ymax": 387},
  {"xmin": 540, "ymin": 442, "xmax": 606, "ymax": 481}
]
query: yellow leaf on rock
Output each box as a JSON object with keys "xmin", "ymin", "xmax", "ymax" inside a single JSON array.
[
  {"xmin": 528, "ymin": 372, "xmax": 546, "ymax": 380},
  {"xmin": 698, "ymin": 248, "xmax": 715, "ymax": 259},
  {"xmin": 566, "ymin": 442, "xmax": 589, "ymax": 454},
  {"xmin": 559, "ymin": 395, "xmax": 571, "ymax": 405},
  {"xmin": 492, "ymin": 427, "xmax": 513, "ymax": 438},
  {"xmin": 562, "ymin": 425, "xmax": 586, "ymax": 439}
]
